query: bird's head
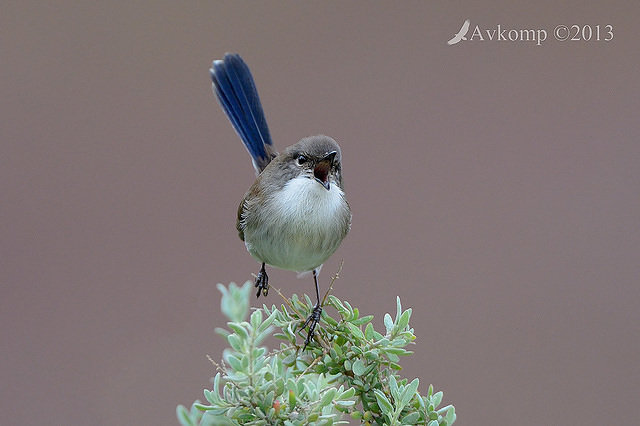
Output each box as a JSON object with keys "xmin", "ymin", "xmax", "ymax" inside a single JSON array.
[{"xmin": 275, "ymin": 135, "xmax": 344, "ymax": 191}]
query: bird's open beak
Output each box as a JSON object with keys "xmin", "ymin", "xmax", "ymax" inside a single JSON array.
[{"xmin": 313, "ymin": 151, "xmax": 337, "ymax": 190}]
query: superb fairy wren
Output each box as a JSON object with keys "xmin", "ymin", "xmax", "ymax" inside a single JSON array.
[{"xmin": 209, "ymin": 53, "xmax": 351, "ymax": 347}]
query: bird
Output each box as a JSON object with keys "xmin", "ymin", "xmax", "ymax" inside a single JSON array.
[
  {"xmin": 209, "ymin": 53, "xmax": 352, "ymax": 348},
  {"xmin": 447, "ymin": 19, "xmax": 471, "ymax": 45}
]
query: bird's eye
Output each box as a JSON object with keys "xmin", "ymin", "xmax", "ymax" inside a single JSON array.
[{"xmin": 296, "ymin": 155, "xmax": 308, "ymax": 166}]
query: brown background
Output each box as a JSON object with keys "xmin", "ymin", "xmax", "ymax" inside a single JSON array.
[{"xmin": 2, "ymin": 2, "xmax": 638, "ymax": 425}]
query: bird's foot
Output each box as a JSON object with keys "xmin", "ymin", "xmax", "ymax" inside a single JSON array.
[
  {"xmin": 254, "ymin": 264, "xmax": 269, "ymax": 298},
  {"xmin": 302, "ymin": 304, "xmax": 322, "ymax": 350}
]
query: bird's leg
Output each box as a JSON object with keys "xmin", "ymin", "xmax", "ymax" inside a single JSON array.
[
  {"xmin": 302, "ymin": 269, "xmax": 322, "ymax": 350},
  {"xmin": 255, "ymin": 263, "xmax": 269, "ymax": 298}
]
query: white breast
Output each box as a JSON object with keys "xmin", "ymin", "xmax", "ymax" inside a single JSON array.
[
  {"xmin": 275, "ymin": 176, "xmax": 346, "ymax": 227},
  {"xmin": 243, "ymin": 176, "xmax": 349, "ymax": 272}
]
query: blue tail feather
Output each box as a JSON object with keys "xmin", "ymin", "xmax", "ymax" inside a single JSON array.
[{"xmin": 210, "ymin": 53, "xmax": 276, "ymax": 172}]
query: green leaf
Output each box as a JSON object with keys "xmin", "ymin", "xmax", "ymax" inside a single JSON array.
[
  {"xmin": 343, "ymin": 300, "xmax": 355, "ymax": 315},
  {"xmin": 320, "ymin": 387, "xmax": 337, "ymax": 407},
  {"xmin": 384, "ymin": 347, "xmax": 409, "ymax": 355},
  {"xmin": 364, "ymin": 348, "xmax": 380, "ymax": 360},
  {"xmin": 346, "ymin": 322, "xmax": 365, "ymax": 340},
  {"xmin": 227, "ymin": 333, "xmax": 242, "ymax": 352},
  {"xmin": 444, "ymin": 405, "xmax": 457, "ymax": 423},
  {"xmin": 400, "ymin": 378, "xmax": 419, "ymax": 407},
  {"xmin": 175, "ymin": 405, "xmax": 191, "ymax": 425},
  {"xmin": 226, "ymin": 354, "xmax": 242, "ymax": 371},
  {"xmin": 282, "ymin": 353, "xmax": 298, "ymax": 366},
  {"xmin": 388, "ymin": 375, "xmax": 399, "ymax": 397},
  {"xmin": 352, "ymin": 359, "xmax": 366, "ymax": 376},
  {"xmin": 344, "ymin": 359, "xmax": 352, "ymax": 371},
  {"xmin": 323, "ymin": 314, "xmax": 339, "ymax": 326},
  {"xmin": 432, "ymin": 391, "xmax": 443, "ymax": 407},
  {"xmin": 339, "ymin": 387, "xmax": 356, "ymax": 399},
  {"xmin": 254, "ymin": 326, "xmax": 273, "ymax": 346},
  {"xmin": 263, "ymin": 390, "xmax": 275, "ymax": 412},
  {"xmin": 383, "ymin": 313, "xmax": 394, "ymax": 333},
  {"xmin": 328, "ymin": 294, "xmax": 345, "ymax": 309},
  {"xmin": 217, "ymin": 282, "xmax": 250, "ymax": 323},
  {"xmin": 332, "ymin": 342, "xmax": 343, "ymax": 357},
  {"xmin": 257, "ymin": 310, "xmax": 278, "ymax": 333},
  {"xmin": 250, "ymin": 309, "xmax": 263, "ymax": 330},
  {"xmin": 227, "ymin": 322, "xmax": 249, "ymax": 340},
  {"xmin": 364, "ymin": 322, "xmax": 374, "ymax": 340},
  {"xmin": 373, "ymin": 389, "xmax": 393, "ymax": 414},
  {"xmin": 401, "ymin": 412, "xmax": 420, "ymax": 425},
  {"xmin": 352, "ymin": 314, "xmax": 374, "ymax": 326},
  {"xmin": 397, "ymin": 308, "xmax": 412, "ymax": 331},
  {"xmin": 372, "ymin": 329, "xmax": 385, "ymax": 340}
]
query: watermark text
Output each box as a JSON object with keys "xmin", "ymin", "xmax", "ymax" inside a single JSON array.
[{"xmin": 447, "ymin": 20, "xmax": 614, "ymax": 46}]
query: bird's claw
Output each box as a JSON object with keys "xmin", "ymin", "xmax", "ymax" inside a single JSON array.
[
  {"xmin": 302, "ymin": 304, "xmax": 322, "ymax": 350},
  {"xmin": 254, "ymin": 265, "xmax": 269, "ymax": 298}
]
